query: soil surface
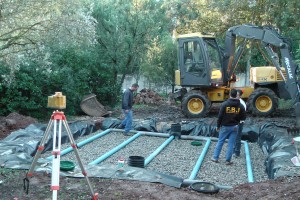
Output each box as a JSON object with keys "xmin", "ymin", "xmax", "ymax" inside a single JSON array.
[{"xmin": 1, "ymin": 103, "xmax": 300, "ymax": 200}]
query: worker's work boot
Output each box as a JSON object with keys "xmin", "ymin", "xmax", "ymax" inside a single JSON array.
[
  {"xmin": 233, "ymin": 154, "xmax": 240, "ymax": 158},
  {"xmin": 225, "ymin": 161, "xmax": 233, "ymax": 165},
  {"xmin": 123, "ymin": 132, "xmax": 130, "ymax": 136},
  {"xmin": 117, "ymin": 124, "xmax": 125, "ymax": 129}
]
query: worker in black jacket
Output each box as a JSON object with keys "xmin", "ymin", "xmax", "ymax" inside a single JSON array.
[
  {"xmin": 233, "ymin": 89, "xmax": 247, "ymax": 157},
  {"xmin": 118, "ymin": 83, "xmax": 139, "ymax": 136},
  {"xmin": 211, "ymin": 89, "xmax": 246, "ymax": 165}
]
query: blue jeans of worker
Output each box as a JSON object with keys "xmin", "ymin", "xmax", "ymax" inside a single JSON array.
[
  {"xmin": 121, "ymin": 109, "xmax": 133, "ymax": 133},
  {"xmin": 213, "ymin": 125, "xmax": 238, "ymax": 162},
  {"xmin": 234, "ymin": 123, "xmax": 244, "ymax": 156}
]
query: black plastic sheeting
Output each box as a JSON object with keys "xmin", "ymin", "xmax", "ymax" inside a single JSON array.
[
  {"xmin": 100, "ymin": 118, "xmax": 157, "ymax": 132},
  {"xmin": 0, "ymin": 121, "xmax": 96, "ymax": 168},
  {"xmin": 36, "ymin": 163, "xmax": 183, "ymax": 188},
  {"xmin": 161, "ymin": 120, "xmax": 218, "ymax": 137},
  {"xmin": 101, "ymin": 118, "xmax": 259, "ymax": 142},
  {"xmin": 258, "ymin": 123, "xmax": 299, "ymax": 179}
]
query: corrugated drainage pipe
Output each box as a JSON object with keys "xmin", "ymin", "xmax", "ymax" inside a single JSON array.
[
  {"xmin": 89, "ymin": 132, "xmax": 142, "ymax": 165},
  {"xmin": 128, "ymin": 156, "xmax": 145, "ymax": 168},
  {"xmin": 46, "ymin": 128, "xmax": 112, "ymax": 160}
]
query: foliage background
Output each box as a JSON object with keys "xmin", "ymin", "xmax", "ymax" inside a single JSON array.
[{"xmin": 0, "ymin": 0, "xmax": 299, "ymax": 118}]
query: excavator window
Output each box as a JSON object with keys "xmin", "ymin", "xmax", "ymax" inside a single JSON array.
[
  {"xmin": 203, "ymin": 38, "xmax": 223, "ymax": 83},
  {"xmin": 183, "ymin": 41, "xmax": 205, "ymax": 76},
  {"xmin": 204, "ymin": 39, "xmax": 222, "ymax": 71}
]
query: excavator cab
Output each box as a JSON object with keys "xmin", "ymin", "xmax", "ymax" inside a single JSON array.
[
  {"xmin": 176, "ymin": 33, "xmax": 223, "ymax": 87},
  {"xmin": 174, "ymin": 33, "xmax": 226, "ymax": 118}
]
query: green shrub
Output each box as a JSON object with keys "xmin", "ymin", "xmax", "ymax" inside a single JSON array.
[{"xmin": 0, "ymin": 46, "xmax": 121, "ymax": 119}]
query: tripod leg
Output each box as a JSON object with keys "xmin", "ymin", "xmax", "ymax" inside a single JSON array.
[
  {"xmin": 62, "ymin": 119, "xmax": 98, "ymax": 200},
  {"xmin": 27, "ymin": 119, "xmax": 54, "ymax": 175},
  {"xmin": 51, "ymin": 119, "xmax": 62, "ymax": 200},
  {"xmin": 24, "ymin": 118, "xmax": 54, "ymax": 194}
]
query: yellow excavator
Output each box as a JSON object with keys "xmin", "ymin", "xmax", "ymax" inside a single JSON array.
[{"xmin": 173, "ymin": 24, "xmax": 300, "ymax": 126}]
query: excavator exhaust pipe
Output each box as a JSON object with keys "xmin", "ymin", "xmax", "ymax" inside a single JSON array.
[{"xmin": 294, "ymin": 102, "xmax": 300, "ymax": 128}]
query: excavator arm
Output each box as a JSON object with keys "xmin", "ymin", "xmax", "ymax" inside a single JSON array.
[{"xmin": 223, "ymin": 24, "xmax": 300, "ymax": 127}]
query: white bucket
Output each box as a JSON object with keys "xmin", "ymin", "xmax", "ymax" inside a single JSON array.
[
  {"xmin": 293, "ymin": 137, "xmax": 300, "ymax": 155},
  {"xmin": 293, "ymin": 136, "xmax": 300, "ymax": 142},
  {"xmin": 292, "ymin": 137, "xmax": 300, "ymax": 166}
]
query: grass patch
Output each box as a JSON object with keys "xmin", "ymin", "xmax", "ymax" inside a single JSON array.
[{"xmin": 0, "ymin": 168, "xmax": 21, "ymax": 180}]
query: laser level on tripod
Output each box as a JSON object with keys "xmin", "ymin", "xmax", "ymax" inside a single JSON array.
[{"xmin": 23, "ymin": 92, "xmax": 98, "ymax": 200}]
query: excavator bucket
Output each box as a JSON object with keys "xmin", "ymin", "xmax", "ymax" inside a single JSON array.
[
  {"xmin": 80, "ymin": 94, "xmax": 109, "ymax": 117},
  {"xmin": 294, "ymin": 102, "xmax": 300, "ymax": 128}
]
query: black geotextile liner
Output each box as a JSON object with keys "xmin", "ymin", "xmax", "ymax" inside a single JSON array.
[
  {"xmin": 35, "ymin": 163, "xmax": 183, "ymax": 188},
  {"xmin": 0, "ymin": 121, "xmax": 96, "ymax": 168},
  {"xmin": 101, "ymin": 118, "xmax": 259, "ymax": 142},
  {"xmin": 258, "ymin": 123, "xmax": 299, "ymax": 179},
  {"xmin": 100, "ymin": 118, "xmax": 157, "ymax": 132},
  {"xmin": 101, "ymin": 118, "xmax": 122, "ymax": 129},
  {"xmin": 161, "ymin": 120, "xmax": 217, "ymax": 137}
]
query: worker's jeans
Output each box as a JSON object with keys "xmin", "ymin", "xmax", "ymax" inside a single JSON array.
[
  {"xmin": 213, "ymin": 125, "xmax": 238, "ymax": 162},
  {"xmin": 234, "ymin": 123, "xmax": 244, "ymax": 156},
  {"xmin": 121, "ymin": 109, "xmax": 132, "ymax": 133}
]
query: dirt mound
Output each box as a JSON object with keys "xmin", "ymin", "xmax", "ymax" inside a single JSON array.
[
  {"xmin": 0, "ymin": 112, "xmax": 37, "ymax": 140},
  {"xmin": 134, "ymin": 88, "xmax": 164, "ymax": 105}
]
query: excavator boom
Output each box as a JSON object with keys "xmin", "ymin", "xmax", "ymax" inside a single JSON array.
[{"xmin": 224, "ymin": 24, "xmax": 300, "ymax": 127}]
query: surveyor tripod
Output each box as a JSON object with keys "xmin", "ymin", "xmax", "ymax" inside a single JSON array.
[{"xmin": 24, "ymin": 111, "xmax": 98, "ymax": 200}]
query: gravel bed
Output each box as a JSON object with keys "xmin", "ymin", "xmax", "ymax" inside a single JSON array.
[
  {"xmin": 41, "ymin": 131, "xmax": 167, "ymax": 165},
  {"xmin": 197, "ymin": 141, "xmax": 269, "ymax": 186},
  {"xmin": 41, "ymin": 130, "xmax": 270, "ymax": 187},
  {"xmin": 146, "ymin": 139, "xmax": 204, "ymax": 178}
]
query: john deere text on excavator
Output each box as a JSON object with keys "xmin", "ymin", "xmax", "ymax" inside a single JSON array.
[{"xmin": 173, "ymin": 24, "xmax": 300, "ymax": 126}]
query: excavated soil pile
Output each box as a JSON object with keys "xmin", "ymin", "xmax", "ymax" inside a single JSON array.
[
  {"xmin": 134, "ymin": 88, "xmax": 164, "ymax": 105},
  {"xmin": 0, "ymin": 112, "xmax": 37, "ymax": 140}
]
